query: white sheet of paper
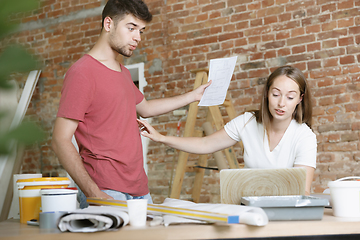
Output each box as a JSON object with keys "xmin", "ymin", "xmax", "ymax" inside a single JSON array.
[{"xmin": 198, "ymin": 56, "xmax": 237, "ymax": 106}]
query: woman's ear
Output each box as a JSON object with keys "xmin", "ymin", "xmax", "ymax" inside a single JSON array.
[{"xmin": 298, "ymin": 94, "xmax": 304, "ymax": 105}]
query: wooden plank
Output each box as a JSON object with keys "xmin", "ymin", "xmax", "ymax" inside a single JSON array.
[
  {"xmin": 171, "ymin": 68, "xmax": 241, "ymax": 201},
  {"xmin": 220, "ymin": 168, "xmax": 306, "ymax": 204},
  {"xmin": 223, "ymin": 93, "xmax": 244, "ymax": 161},
  {"xmin": 202, "ymin": 122, "xmax": 228, "ymax": 170},
  {"xmin": 87, "ymin": 198, "xmax": 241, "ymax": 224},
  {"xmin": 191, "ymin": 130, "xmax": 207, "ymax": 203},
  {"xmin": 223, "ymin": 93, "xmax": 237, "ymax": 120},
  {"xmin": 189, "ymin": 68, "xmax": 208, "ymax": 75},
  {"xmin": 170, "ymin": 71, "xmax": 208, "ymax": 199},
  {"xmin": 208, "ymin": 106, "xmax": 239, "ymax": 169}
]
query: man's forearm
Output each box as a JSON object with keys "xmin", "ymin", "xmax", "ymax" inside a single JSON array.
[
  {"xmin": 137, "ymin": 81, "xmax": 211, "ymax": 118},
  {"xmin": 145, "ymin": 91, "xmax": 194, "ymax": 116}
]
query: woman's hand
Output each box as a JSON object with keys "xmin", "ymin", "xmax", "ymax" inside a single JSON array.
[{"xmin": 137, "ymin": 119, "xmax": 164, "ymax": 143}]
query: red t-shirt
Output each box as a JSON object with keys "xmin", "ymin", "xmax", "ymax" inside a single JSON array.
[{"xmin": 57, "ymin": 54, "xmax": 148, "ymax": 196}]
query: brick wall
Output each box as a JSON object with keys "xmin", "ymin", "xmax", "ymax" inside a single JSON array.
[{"xmin": 1, "ymin": 0, "xmax": 360, "ymax": 204}]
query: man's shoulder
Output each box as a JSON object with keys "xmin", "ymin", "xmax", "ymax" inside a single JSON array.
[
  {"xmin": 65, "ymin": 55, "xmax": 100, "ymax": 81},
  {"xmin": 68, "ymin": 54, "xmax": 94, "ymax": 72}
]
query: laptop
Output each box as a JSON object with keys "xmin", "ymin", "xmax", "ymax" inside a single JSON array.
[{"xmin": 220, "ymin": 168, "xmax": 306, "ymax": 204}]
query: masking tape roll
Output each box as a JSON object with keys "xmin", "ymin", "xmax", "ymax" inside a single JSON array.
[{"xmin": 39, "ymin": 211, "xmax": 67, "ymax": 230}]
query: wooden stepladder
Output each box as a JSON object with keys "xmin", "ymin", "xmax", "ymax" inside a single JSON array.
[{"xmin": 169, "ymin": 68, "xmax": 241, "ymax": 202}]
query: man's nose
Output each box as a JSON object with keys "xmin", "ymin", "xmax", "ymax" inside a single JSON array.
[{"xmin": 133, "ymin": 31, "xmax": 141, "ymax": 42}]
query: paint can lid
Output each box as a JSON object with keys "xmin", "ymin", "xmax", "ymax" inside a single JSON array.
[
  {"xmin": 17, "ymin": 177, "xmax": 71, "ymax": 189},
  {"xmin": 40, "ymin": 187, "xmax": 78, "ymax": 195}
]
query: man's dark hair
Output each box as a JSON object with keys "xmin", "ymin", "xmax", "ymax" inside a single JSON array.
[{"xmin": 102, "ymin": 0, "xmax": 152, "ymax": 28}]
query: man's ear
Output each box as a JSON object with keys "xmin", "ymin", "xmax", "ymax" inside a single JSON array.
[{"xmin": 103, "ymin": 16, "xmax": 112, "ymax": 32}]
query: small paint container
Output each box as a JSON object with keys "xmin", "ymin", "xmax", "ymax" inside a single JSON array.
[
  {"xmin": 328, "ymin": 176, "xmax": 360, "ymax": 217},
  {"xmin": 17, "ymin": 177, "xmax": 71, "ymax": 223},
  {"xmin": 40, "ymin": 188, "xmax": 78, "ymax": 213}
]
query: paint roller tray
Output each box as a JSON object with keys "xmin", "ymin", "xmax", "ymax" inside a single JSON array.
[{"xmin": 241, "ymin": 195, "xmax": 329, "ymax": 221}]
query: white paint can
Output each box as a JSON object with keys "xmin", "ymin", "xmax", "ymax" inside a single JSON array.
[
  {"xmin": 9, "ymin": 173, "xmax": 42, "ymax": 219},
  {"xmin": 40, "ymin": 188, "xmax": 78, "ymax": 213},
  {"xmin": 328, "ymin": 176, "xmax": 360, "ymax": 218},
  {"xmin": 17, "ymin": 177, "xmax": 71, "ymax": 223}
]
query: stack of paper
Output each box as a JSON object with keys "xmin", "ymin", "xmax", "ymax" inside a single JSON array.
[
  {"xmin": 58, "ymin": 206, "xmax": 129, "ymax": 232},
  {"xmin": 86, "ymin": 197, "xmax": 268, "ymax": 227}
]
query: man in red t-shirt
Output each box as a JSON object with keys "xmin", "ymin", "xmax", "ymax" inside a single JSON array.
[{"xmin": 51, "ymin": 0, "xmax": 210, "ymax": 208}]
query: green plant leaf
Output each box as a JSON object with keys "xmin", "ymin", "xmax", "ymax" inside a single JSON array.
[
  {"xmin": 0, "ymin": 121, "xmax": 45, "ymax": 155},
  {"xmin": 0, "ymin": 77, "xmax": 15, "ymax": 89},
  {"xmin": 0, "ymin": 0, "xmax": 39, "ymax": 38},
  {"xmin": 0, "ymin": 142, "xmax": 10, "ymax": 155},
  {"xmin": 0, "ymin": 21, "xmax": 17, "ymax": 39},
  {"xmin": 0, "ymin": 0, "xmax": 38, "ymax": 18},
  {"xmin": 0, "ymin": 45, "xmax": 40, "ymax": 88},
  {"xmin": 0, "ymin": 45, "xmax": 39, "ymax": 74},
  {"xmin": 7, "ymin": 121, "xmax": 45, "ymax": 143},
  {"xmin": 0, "ymin": 0, "xmax": 43, "ymax": 156}
]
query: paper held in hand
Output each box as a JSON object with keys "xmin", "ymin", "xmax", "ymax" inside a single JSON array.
[{"xmin": 198, "ymin": 56, "xmax": 237, "ymax": 106}]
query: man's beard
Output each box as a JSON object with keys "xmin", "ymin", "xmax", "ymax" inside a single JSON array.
[
  {"xmin": 112, "ymin": 45, "xmax": 133, "ymax": 57},
  {"xmin": 108, "ymin": 32, "xmax": 133, "ymax": 57}
]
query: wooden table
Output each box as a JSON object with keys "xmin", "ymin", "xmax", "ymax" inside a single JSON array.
[{"xmin": 1, "ymin": 209, "xmax": 360, "ymax": 240}]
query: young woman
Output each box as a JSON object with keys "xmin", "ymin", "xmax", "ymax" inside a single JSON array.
[{"xmin": 138, "ymin": 66, "xmax": 317, "ymax": 195}]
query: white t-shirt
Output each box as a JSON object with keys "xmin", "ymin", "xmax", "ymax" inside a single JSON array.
[{"xmin": 224, "ymin": 112, "xmax": 317, "ymax": 169}]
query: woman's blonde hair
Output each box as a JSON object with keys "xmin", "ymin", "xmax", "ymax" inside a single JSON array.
[{"xmin": 253, "ymin": 65, "xmax": 313, "ymax": 129}]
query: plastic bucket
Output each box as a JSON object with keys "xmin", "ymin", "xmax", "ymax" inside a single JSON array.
[
  {"xmin": 328, "ymin": 176, "xmax": 360, "ymax": 218},
  {"xmin": 40, "ymin": 188, "xmax": 78, "ymax": 213},
  {"xmin": 9, "ymin": 174, "xmax": 42, "ymax": 219},
  {"xmin": 17, "ymin": 177, "xmax": 70, "ymax": 223}
]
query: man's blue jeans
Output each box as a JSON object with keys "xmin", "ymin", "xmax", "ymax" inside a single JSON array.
[{"xmin": 77, "ymin": 187, "xmax": 153, "ymax": 209}]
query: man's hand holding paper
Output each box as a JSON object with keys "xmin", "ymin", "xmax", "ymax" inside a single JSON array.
[{"xmin": 198, "ymin": 56, "xmax": 238, "ymax": 106}]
